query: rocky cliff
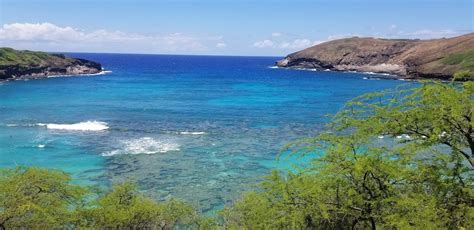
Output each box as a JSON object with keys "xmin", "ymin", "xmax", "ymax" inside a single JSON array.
[
  {"xmin": 0, "ymin": 48, "xmax": 102, "ymax": 80},
  {"xmin": 276, "ymin": 33, "xmax": 474, "ymax": 80}
]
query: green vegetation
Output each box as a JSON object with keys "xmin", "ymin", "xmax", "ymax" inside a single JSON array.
[
  {"xmin": 1, "ymin": 81, "xmax": 473, "ymax": 229},
  {"xmin": 454, "ymin": 70, "xmax": 474, "ymax": 81},
  {"xmin": 0, "ymin": 167, "xmax": 86, "ymax": 229},
  {"xmin": 77, "ymin": 182, "xmax": 201, "ymax": 229},
  {"xmin": 442, "ymin": 49, "xmax": 474, "ymax": 71},
  {"xmin": 222, "ymin": 81, "xmax": 474, "ymax": 229},
  {"xmin": 0, "ymin": 47, "xmax": 67, "ymax": 66},
  {"xmin": 0, "ymin": 168, "xmax": 205, "ymax": 229}
]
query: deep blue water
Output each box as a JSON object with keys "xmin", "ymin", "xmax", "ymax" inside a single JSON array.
[{"xmin": 0, "ymin": 54, "xmax": 410, "ymax": 212}]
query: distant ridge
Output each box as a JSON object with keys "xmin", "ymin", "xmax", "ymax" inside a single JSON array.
[
  {"xmin": 276, "ymin": 33, "xmax": 474, "ymax": 80},
  {"xmin": 0, "ymin": 48, "xmax": 102, "ymax": 80}
]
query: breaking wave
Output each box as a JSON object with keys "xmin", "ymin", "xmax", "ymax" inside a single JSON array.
[
  {"xmin": 179, "ymin": 131, "xmax": 206, "ymax": 135},
  {"xmin": 38, "ymin": 121, "xmax": 109, "ymax": 131},
  {"xmin": 47, "ymin": 70, "xmax": 112, "ymax": 78},
  {"xmin": 102, "ymin": 137, "xmax": 180, "ymax": 156}
]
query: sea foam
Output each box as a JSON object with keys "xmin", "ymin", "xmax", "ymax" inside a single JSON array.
[
  {"xmin": 180, "ymin": 131, "xmax": 206, "ymax": 135},
  {"xmin": 47, "ymin": 70, "xmax": 112, "ymax": 78},
  {"xmin": 102, "ymin": 137, "xmax": 180, "ymax": 156},
  {"xmin": 38, "ymin": 121, "xmax": 109, "ymax": 131}
]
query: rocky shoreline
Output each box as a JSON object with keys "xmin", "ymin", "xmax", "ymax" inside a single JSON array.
[
  {"xmin": 0, "ymin": 48, "xmax": 103, "ymax": 81},
  {"xmin": 277, "ymin": 33, "xmax": 474, "ymax": 80}
]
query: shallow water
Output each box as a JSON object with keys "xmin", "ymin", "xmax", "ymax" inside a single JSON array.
[{"xmin": 0, "ymin": 54, "xmax": 411, "ymax": 212}]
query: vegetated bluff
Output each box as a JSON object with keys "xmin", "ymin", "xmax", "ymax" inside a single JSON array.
[
  {"xmin": 0, "ymin": 48, "xmax": 102, "ymax": 80},
  {"xmin": 277, "ymin": 33, "xmax": 474, "ymax": 79}
]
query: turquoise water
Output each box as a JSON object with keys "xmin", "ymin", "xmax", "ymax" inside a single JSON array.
[{"xmin": 0, "ymin": 54, "xmax": 409, "ymax": 211}]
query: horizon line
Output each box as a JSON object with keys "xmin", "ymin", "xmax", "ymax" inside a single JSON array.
[{"xmin": 59, "ymin": 51, "xmax": 285, "ymax": 58}]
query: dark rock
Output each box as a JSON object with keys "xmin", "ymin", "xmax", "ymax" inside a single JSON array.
[{"xmin": 0, "ymin": 48, "xmax": 102, "ymax": 80}]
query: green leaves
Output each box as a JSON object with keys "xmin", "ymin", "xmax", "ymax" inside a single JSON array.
[
  {"xmin": 0, "ymin": 169, "xmax": 202, "ymax": 229},
  {"xmin": 222, "ymin": 81, "xmax": 474, "ymax": 229},
  {"xmin": 77, "ymin": 182, "xmax": 200, "ymax": 229},
  {"xmin": 0, "ymin": 167, "xmax": 86, "ymax": 229}
]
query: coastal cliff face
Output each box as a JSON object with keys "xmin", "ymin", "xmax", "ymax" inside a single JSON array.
[
  {"xmin": 0, "ymin": 48, "xmax": 102, "ymax": 80},
  {"xmin": 277, "ymin": 33, "xmax": 474, "ymax": 79}
]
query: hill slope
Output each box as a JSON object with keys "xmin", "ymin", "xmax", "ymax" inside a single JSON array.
[
  {"xmin": 276, "ymin": 33, "xmax": 474, "ymax": 79},
  {"xmin": 0, "ymin": 48, "xmax": 102, "ymax": 80}
]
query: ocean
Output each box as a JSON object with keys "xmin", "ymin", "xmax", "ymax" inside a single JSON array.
[{"xmin": 0, "ymin": 53, "xmax": 411, "ymax": 212}]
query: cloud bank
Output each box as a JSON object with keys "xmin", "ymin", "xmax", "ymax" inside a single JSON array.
[
  {"xmin": 0, "ymin": 22, "xmax": 226, "ymax": 54},
  {"xmin": 253, "ymin": 33, "xmax": 323, "ymax": 52}
]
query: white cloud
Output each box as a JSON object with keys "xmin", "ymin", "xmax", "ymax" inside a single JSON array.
[
  {"xmin": 0, "ymin": 22, "xmax": 226, "ymax": 54},
  {"xmin": 327, "ymin": 34, "xmax": 358, "ymax": 40},
  {"xmin": 0, "ymin": 23, "xmax": 83, "ymax": 42},
  {"xmin": 271, "ymin": 32, "xmax": 282, "ymax": 37},
  {"xmin": 278, "ymin": 39, "xmax": 319, "ymax": 49},
  {"xmin": 253, "ymin": 39, "xmax": 274, "ymax": 48},
  {"xmin": 254, "ymin": 38, "xmax": 321, "ymax": 51}
]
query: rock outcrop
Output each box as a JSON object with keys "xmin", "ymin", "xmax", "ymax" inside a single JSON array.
[
  {"xmin": 276, "ymin": 33, "xmax": 474, "ymax": 79},
  {"xmin": 0, "ymin": 48, "xmax": 102, "ymax": 80}
]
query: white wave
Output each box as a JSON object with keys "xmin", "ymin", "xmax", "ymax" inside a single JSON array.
[
  {"xmin": 39, "ymin": 121, "xmax": 109, "ymax": 131},
  {"xmin": 180, "ymin": 131, "xmax": 206, "ymax": 135},
  {"xmin": 398, "ymin": 78, "xmax": 415, "ymax": 81},
  {"xmin": 37, "ymin": 144, "xmax": 46, "ymax": 148},
  {"xmin": 96, "ymin": 70, "xmax": 113, "ymax": 75},
  {"xmin": 363, "ymin": 77, "xmax": 383, "ymax": 80},
  {"xmin": 378, "ymin": 73, "xmax": 395, "ymax": 76},
  {"xmin": 300, "ymin": 68, "xmax": 318, "ymax": 72},
  {"xmin": 47, "ymin": 70, "xmax": 112, "ymax": 78},
  {"xmin": 103, "ymin": 137, "xmax": 180, "ymax": 156},
  {"xmin": 364, "ymin": 71, "xmax": 377, "ymax": 75},
  {"xmin": 268, "ymin": 66, "xmax": 279, "ymax": 69},
  {"xmin": 3, "ymin": 123, "xmax": 40, "ymax": 127},
  {"xmin": 294, "ymin": 67, "xmax": 318, "ymax": 72}
]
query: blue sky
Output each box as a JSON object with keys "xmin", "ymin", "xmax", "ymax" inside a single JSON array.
[{"xmin": 0, "ymin": 0, "xmax": 472, "ymax": 56}]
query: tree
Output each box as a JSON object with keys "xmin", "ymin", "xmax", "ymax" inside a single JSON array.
[
  {"xmin": 337, "ymin": 80, "xmax": 473, "ymax": 167},
  {"xmin": 77, "ymin": 182, "xmax": 199, "ymax": 229},
  {"xmin": 222, "ymin": 81, "xmax": 474, "ymax": 229},
  {"xmin": 331, "ymin": 80, "xmax": 474, "ymax": 228},
  {"xmin": 0, "ymin": 168, "xmax": 205, "ymax": 229},
  {"xmin": 0, "ymin": 167, "xmax": 87, "ymax": 229}
]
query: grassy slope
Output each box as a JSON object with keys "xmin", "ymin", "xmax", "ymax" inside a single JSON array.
[
  {"xmin": 441, "ymin": 48, "xmax": 474, "ymax": 70},
  {"xmin": 0, "ymin": 47, "xmax": 72, "ymax": 66},
  {"xmin": 0, "ymin": 47, "xmax": 102, "ymax": 80}
]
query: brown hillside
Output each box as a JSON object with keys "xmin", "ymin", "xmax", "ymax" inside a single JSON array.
[{"xmin": 277, "ymin": 33, "xmax": 474, "ymax": 79}]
